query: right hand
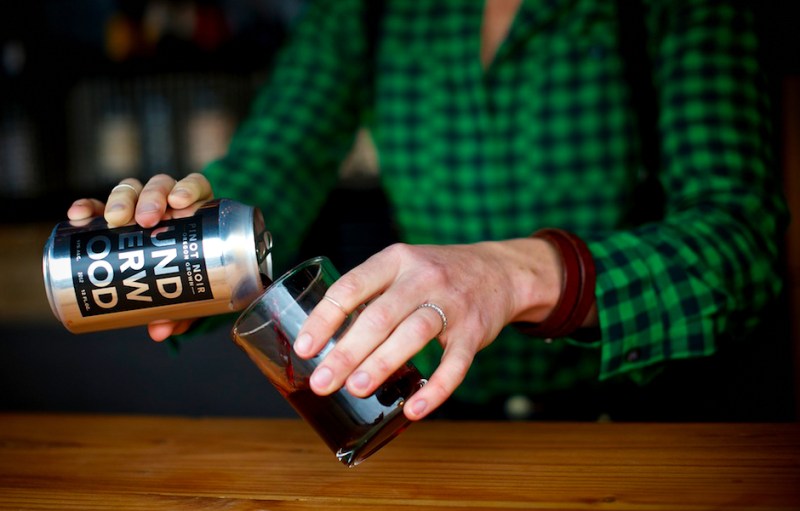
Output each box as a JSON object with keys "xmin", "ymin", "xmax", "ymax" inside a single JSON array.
[{"xmin": 66, "ymin": 173, "xmax": 215, "ymax": 341}]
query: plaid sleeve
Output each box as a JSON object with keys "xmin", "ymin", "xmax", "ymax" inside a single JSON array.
[
  {"xmin": 585, "ymin": 0, "xmax": 788, "ymax": 382},
  {"xmin": 203, "ymin": 0, "xmax": 367, "ymax": 273}
]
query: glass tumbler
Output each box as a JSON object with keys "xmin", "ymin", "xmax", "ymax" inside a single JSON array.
[{"xmin": 232, "ymin": 256, "xmax": 426, "ymax": 467}]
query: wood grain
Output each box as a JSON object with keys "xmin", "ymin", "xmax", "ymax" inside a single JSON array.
[{"xmin": 1, "ymin": 414, "xmax": 798, "ymax": 510}]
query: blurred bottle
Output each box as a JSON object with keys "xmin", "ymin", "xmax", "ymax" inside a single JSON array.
[
  {"xmin": 0, "ymin": 104, "xmax": 40, "ymax": 197},
  {"xmin": 97, "ymin": 92, "xmax": 142, "ymax": 182},
  {"xmin": 185, "ymin": 87, "xmax": 234, "ymax": 173},
  {"xmin": 140, "ymin": 85, "xmax": 176, "ymax": 178}
]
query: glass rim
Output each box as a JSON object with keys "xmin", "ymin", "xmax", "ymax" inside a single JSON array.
[{"xmin": 232, "ymin": 255, "xmax": 329, "ymax": 338}]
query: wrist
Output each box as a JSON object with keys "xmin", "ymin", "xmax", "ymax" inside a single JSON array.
[
  {"xmin": 515, "ymin": 229, "xmax": 597, "ymax": 339},
  {"xmin": 501, "ymin": 238, "xmax": 562, "ymax": 324}
]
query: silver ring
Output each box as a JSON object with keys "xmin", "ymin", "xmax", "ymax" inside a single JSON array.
[
  {"xmin": 323, "ymin": 295, "xmax": 347, "ymax": 315},
  {"xmin": 418, "ymin": 302, "xmax": 448, "ymax": 337},
  {"xmin": 112, "ymin": 183, "xmax": 139, "ymax": 197}
]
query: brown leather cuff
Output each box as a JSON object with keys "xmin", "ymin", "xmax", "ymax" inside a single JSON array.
[{"xmin": 517, "ymin": 228, "xmax": 597, "ymax": 339}]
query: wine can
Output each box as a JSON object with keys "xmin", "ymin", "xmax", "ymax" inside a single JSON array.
[{"xmin": 43, "ymin": 198, "xmax": 273, "ymax": 334}]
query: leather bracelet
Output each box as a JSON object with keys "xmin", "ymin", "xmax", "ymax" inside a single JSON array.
[
  {"xmin": 557, "ymin": 230, "xmax": 597, "ymax": 337},
  {"xmin": 518, "ymin": 228, "xmax": 596, "ymax": 339},
  {"xmin": 520, "ymin": 229, "xmax": 581, "ymax": 338}
]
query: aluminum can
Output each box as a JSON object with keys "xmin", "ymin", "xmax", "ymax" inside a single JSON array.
[{"xmin": 43, "ymin": 198, "xmax": 273, "ymax": 333}]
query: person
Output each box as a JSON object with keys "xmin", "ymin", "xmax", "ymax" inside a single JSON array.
[{"xmin": 67, "ymin": 0, "xmax": 788, "ymax": 421}]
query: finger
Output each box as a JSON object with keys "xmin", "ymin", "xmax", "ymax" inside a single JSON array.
[
  {"xmin": 345, "ymin": 305, "xmax": 443, "ymax": 398},
  {"xmin": 67, "ymin": 198, "xmax": 105, "ymax": 221},
  {"xmin": 104, "ymin": 179, "xmax": 143, "ymax": 227},
  {"xmin": 135, "ymin": 174, "xmax": 177, "ymax": 228},
  {"xmin": 308, "ymin": 270, "xmax": 434, "ymax": 393},
  {"xmin": 147, "ymin": 318, "xmax": 194, "ymax": 342},
  {"xmin": 168, "ymin": 172, "xmax": 214, "ymax": 210},
  {"xmin": 309, "ymin": 300, "xmax": 403, "ymax": 396},
  {"xmin": 306, "ymin": 278, "xmax": 424, "ymax": 396},
  {"xmin": 170, "ymin": 319, "xmax": 196, "ymax": 336},
  {"xmin": 295, "ymin": 249, "xmax": 402, "ymax": 359},
  {"xmin": 168, "ymin": 197, "xmax": 208, "ymax": 220},
  {"xmin": 403, "ymin": 345, "xmax": 475, "ymax": 421},
  {"xmin": 293, "ymin": 296, "xmax": 351, "ymax": 359}
]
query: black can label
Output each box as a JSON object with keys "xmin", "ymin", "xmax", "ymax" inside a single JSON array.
[{"xmin": 70, "ymin": 217, "xmax": 214, "ymax": 317}]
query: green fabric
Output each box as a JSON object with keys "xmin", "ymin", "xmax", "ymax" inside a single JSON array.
[{"xmin": 202, "ymin": 0, "xmax": 786, "ymax": 403}]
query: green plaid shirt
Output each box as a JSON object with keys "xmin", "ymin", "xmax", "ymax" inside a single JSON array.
[{"xmin": 205, "ymin": 0, "xmax": 786, "ymax": 403}]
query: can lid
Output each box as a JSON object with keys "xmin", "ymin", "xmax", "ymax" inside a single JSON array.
[
  {"xmin": 217, "ymin": 198, "xmax": 274, "ymax": 310},
  {"xmin": 254, "ymin": 215, "xmax": 273, "ymax": 285}
]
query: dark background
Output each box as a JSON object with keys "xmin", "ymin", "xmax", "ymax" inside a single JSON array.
[{"xmin": 1, "ymin": 1, "xmax": 799, "ymax": 420}]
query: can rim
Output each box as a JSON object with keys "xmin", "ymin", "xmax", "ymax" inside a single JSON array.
[{"xmin": 42, "ymin": 225, "xmax": 66, "ymax": 325}]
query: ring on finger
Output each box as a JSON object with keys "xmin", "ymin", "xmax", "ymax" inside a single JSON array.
[
  {"xmin": 112, "ymin": 183, "xmax": 139, "ymax": 198},
  {"xmin": 417, "ymin": 302, "xmax": 448, "ymax": 337},
  {"xmin": 323, "ymin": 295, "xmax": 348, "ymax": 315}
]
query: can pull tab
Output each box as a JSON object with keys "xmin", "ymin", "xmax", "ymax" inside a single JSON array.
[{"xmin": 255, "ymin": 228, "xmax": 273, "ymax": 286}]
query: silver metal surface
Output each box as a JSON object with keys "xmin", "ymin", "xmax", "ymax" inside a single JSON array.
[{"xmin": 43, "ymin": 199, "xmax": 272, "ymax": 333}]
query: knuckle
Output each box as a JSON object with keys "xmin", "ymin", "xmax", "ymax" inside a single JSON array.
[
  {"xmin": 177, "ymin": 175, "xmax": 198, "ymax": 190},
  {"xmin": 185, "ymin": 172, "xmax": 208, "ymax": 185},
  {"xmin": 421, "ymin": 351, "xmax": 475, "ymax": 406},
  {"xmin": 427, "ymin": 378, "xmax": 455, "ymax": 403},
  {"xmin": 458, "ymin": 312, "xmax": 484, "ymax": 338},
  {"xmin": 152, "ymin": 172, "xmax": 175, "ymax": 182},
  {"xmin": 369, "ymin": 353, "xmax": 394, "ymax": 376},
  {"xmin": 476, "ymin": 312, "xmax": 495, "ymax": 338},
  {"xmin": 301, "ymin": 313, "xmax": 336, "ymax": 340},
  {"xmin": 382, "ymin": 242, "xmax": 413, "ymax": 262},
  {"xmin": 408, "ymin": 313, "xmax": 437, "ymax": 340},
  {"xmin": 360, "ymin": 303, "xmax": 394, "ymax": 333},
  {"xmin": 327, "ymin": 346, "xmax": 356, "ymax": 370},
  {"xmin": 148, "ymin": 174, "xmax": 177, "ymax": 193},
  {"xmin": 443, "ymin": 349, "xmax": 473, "ymax": 382},
  {"xmin": 140, "ymin": 181, "xmax": 159, "ymax": 194},
  {"xmin": 333, "ymin": 273, "xmax": 364, "ymax": 300},
  {"xmin": 469, "ymin": 303, "xmax": 504, "ymax": 341},
  {"xmin": 417, "ymin": 262, "xmax": 447, "ymax": 288}
]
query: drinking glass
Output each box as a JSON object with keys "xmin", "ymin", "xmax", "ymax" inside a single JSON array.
[{"xmin": 232, "ymin": 256, "xmax": 426, "ymax": 467}]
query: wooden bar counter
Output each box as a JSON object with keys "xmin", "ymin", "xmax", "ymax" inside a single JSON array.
[{"xmin": 1, "ymin": 413, "xmax": 798, "ymax": 510}]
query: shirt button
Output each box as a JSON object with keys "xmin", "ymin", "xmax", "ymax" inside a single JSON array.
[{"xmin": 625, "ymin": 349, "xmax": 641, "ymax": 362}]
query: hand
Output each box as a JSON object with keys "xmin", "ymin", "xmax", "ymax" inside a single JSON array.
[
  {"xmin": 293, "ymin": 239, "xmax": 564, "ymax": 421},
  {"xmin": 67, "ymin": 173, "xmax": 213, "ymax": 228},
  {"xmin": 66, "ymin": 173, "xmax": 215, "ymax": 341}
]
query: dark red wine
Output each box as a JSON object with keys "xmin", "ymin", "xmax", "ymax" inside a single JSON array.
[
  {"xmin": 234, "ymin": 296, "xmax": 425, "ymax": 466},
  {"xmin": 285, "ymin": 363, "xmax": 424, "ymax": 466}
]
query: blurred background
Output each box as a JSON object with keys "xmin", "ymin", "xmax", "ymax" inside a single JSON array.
[{"xmin": 1, "ymin": 0, "xmax": 799, "ymax": 420}]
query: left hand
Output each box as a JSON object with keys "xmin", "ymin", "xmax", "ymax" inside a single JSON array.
[
  {"xmin": 293, "ymin": 239, "xmax": 563, "ymax": 420},
  {"xmin": 66, "ymin": 173, "xmax": 215, "ymax": 341}
]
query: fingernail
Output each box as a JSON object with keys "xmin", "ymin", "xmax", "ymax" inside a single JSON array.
[
  {"xmin": 137, "ymin": 202, "xmax": 159, "ymax": 214},
  {"xmin": 171, "ymin": 187, "xmax": 191, "ymax": 199},
  {"xmin": 350, "ymin": 371, "xmax": 371, "ymax": 391},
  {"xmin": 410, "ymin": 399, "xmax": 427, "ymax": 417},
  {"xmin": 107, "ymin": 202, "xmax": 125, "ymax": 212},
  {"xmin": 294, "ymin": 333, "xmax": 311, "ymax": 355},
  {"xmin": 310, "ymin": 366, "xmax": 333, "ymax": 390}
]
